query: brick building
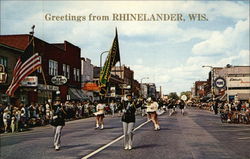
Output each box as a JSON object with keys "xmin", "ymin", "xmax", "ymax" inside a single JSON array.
[
  {"xmin": 194, "ymin": 80, "xmax": 210, "ymax": 98},
  {"xmin": 0, "ymin": 34, "xmax": 82, "ymax": 104}
]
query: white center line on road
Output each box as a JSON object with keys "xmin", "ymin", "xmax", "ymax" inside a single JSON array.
[
  {"xmin": 238, "ymin": 137, "xmax": 250, "ymax": 140},
  {"xmin": 81, "ymin": 120, "xmax": 151, "ymax": 159}
]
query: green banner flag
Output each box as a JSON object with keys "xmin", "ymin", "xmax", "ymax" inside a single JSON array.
[{"xmin": 99, "ymin": 29, "xmax": 120, "ymax": 95}]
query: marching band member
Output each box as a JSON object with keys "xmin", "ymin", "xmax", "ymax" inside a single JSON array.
[
  {"xmin": 50, "ymin": 96, "xmax": 67, "ymax": 151},
  {"xmin": 121, "ymin": 94, "xmax": 138, "ymax": 150},
  {"xmin": 94, "ymin": 100, "xmax": 105, "ymax": 130},
  {"xmin": 146, "ymin": 97, "xmax": 160, "ymax": 131}
]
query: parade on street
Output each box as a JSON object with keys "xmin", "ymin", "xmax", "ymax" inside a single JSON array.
[
  {"xmin": 1, "ymin": 1, "xmax": 250, "ymax": 159},
  {"xmin": 1, "ymin": 107, "xmax": 250, "ymax": 159}
]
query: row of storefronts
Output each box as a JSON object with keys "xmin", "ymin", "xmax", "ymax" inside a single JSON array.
[
  {"xmin": 0, "ymin": 34, "xmax": 152, "ymax": 105},
  {"xmin": 192, "ymin": 65, "xmax": 250, "ymax": 102},
  {"xmin": 0, "ymin": 34, "xmax": 84, "ymax": 105}
]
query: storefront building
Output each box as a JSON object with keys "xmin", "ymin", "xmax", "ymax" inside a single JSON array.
[
  {"xmin": 0, "ymin": 34, "xmax": 82, "ymax": 104},
  {"xmin": 212, "ymin": 66, "xmax": 250, "ymax": 101},
  {"xmin": 0, "ymin": 43, "xmax": 23, "ymax": 104}
]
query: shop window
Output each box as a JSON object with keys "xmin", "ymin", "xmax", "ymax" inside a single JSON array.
[
  {"xmin": 63, "ymin": 64, "xmax": 67, "ymax": 77},
  {"xmin": 67, "ymin": 65, "xmax": 70, "ymax": 79},
  {"xmin": 0, "ymin": 56, "xmax": 8, "ymax": 68},
  {"xmin": 48, "ymin": 60, "xmax": 58, "ymax": 76},
  {"xmin": 77, "ymin": 69, "xmax": 80, "ymax": 82},
  {"xmin": 73, "ymin": 68, "xmax": 77, "ymax": 81}
]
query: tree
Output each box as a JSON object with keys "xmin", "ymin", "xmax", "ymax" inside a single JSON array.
[{"xmin": 168, "ymin": 92, "xmax": 179, "ymax": 100}]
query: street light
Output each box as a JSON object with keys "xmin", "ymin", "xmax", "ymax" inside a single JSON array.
[
  {"xmin": 140, "ymin": 77, "xmax": 149, "ymax": 98},
  {"xmin": 202, "ymin": 65, "xmax": 214, "ymax": 101},
  {"xmin": 100, "ymin": 51, "xmax": 109, "ymax": 68}
]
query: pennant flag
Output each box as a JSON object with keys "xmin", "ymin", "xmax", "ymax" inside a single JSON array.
[
  {"xmin": 6, "ymin": 38, "xmax": 42, "ymax": 96},
  {"xmin": 99, "ymin": 28, "xmax": 120, "ymax": 95}
]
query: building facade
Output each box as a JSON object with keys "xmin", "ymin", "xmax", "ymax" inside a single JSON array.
[
  {"xmin": 194, "ymin": 81, "xmax": 210, "ymax": 99},
  {"xmin": 0, "ymin": 43, "xmax": 23, "ymax": 104},
  {"xmin": 81, "ymin": 58, "xmax": 94, "ymax": 100},
  {"xmin": 0, "ymin": 34, "xmax": 82, "ymax": 104},
  {"xmin": 212, "ymin": 66, "xmax": 250, "ymax": 101}
]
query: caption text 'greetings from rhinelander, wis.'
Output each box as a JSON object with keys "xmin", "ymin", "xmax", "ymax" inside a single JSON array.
[{"xmin": 44, "ymin": 13, "xmax": 208, "ymax": 22}]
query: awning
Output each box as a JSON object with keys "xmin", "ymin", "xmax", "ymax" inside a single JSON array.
[
  {"xmin": 237, "ymin": 93, "xmax": 250, "ymax": 100},
  {"xmin": 68, "ymin": 88, "xmax": 89, "ymax": 101}
]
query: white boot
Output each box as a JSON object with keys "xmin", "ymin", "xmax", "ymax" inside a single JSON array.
[
  {"xmin": 95, "ymin": 124, "xmax": 99, "ymax": 129},
  {"xmin": 55, "ymin": 145, "xmax": 60, "ymax": 151},
  {"xmin": 124, "ymin": 145, "xmax": 129, "ymax": 150},
  {"xmin": 100, "ymin": 124, "xmax": 104, "ymax": 130},
  {"xmin": 128, "ymin": 145, "xmax": 132, "ymax": 150},
  {"xmin": 157, "ymin": 124, "xmax": 160, "ymax": 130},
  {"xmin": 154, "ymin": 124, "xmax": 158, "ymax": 131}
]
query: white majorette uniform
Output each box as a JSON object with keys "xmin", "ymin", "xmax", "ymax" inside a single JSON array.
[
  {"xmin": 94, "ymin": 103, "xmax": 105, "ymax": 129},
  {"xmin": 146, "ymin": 101, "xmax": 159, "ymax": 114},
  {"xmin": 146, "ymin": 98, "xmax": 160, "ymax": 131},
  {"xmin": 94, "ymin": 104, "xmax": 105, "ymax": 116}
]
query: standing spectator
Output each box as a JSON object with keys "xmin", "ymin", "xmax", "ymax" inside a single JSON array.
[
  {"xmin": 15, "ymin": 108, "xmax": 21, "ymax": 132},
  {"xmin": 77, "ymin": 102, "xmax": 83, "ymax": 118},
  {"xmin": 20, "ymin": 103, "xmax": 27, "ymax": 131},
  {"xmin": 110, "ymin": 100, "xmax": 116, "ymax": 117},
  {"xmin": 38, "ymin": 104, "xmax": 45, "ymax": 125},
  {"xmin": 236, "ymin": 101, "xmax": 242, "ymax": 111},
  {"xmin": 0, "ymin": 104, "xmax": 4, "ymax": 132},
  {"xmin": 213, "ymin": 101, "xmax": 219, "ymax": 115},
  {"xmin": 3, "ymin": 109, "xmax": 11, "ymax": 133}
]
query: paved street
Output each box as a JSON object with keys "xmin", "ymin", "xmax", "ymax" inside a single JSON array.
[{"xmin": 1, "ymin": 108, "xmax": 250, "ymax": 159}]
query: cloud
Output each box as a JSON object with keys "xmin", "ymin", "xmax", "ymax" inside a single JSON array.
[
  {"xmin": 192, "ymin": 18, "xmax": 249, "ymax": 56},
  {"xmin": 1, "ymin": 1, "xmax": 249, "ymax": 94},
  {"xmin": 130, "ymin": 63, "xmax": 209, "ymax": 94},
  {"xmin": 218, "ymin": 50, "xmax": 250, "ymax": 66}
]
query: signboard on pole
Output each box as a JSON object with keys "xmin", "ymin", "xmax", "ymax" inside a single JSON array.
[
  {"xmin": 51, "ymin": 75, "xmax": 67, "ymax": 85},
  {"xmin": 110, "ymin": 87, "xmax": 116, "ymax": 97},
  {"xmin": 181, "ymin": 95, "xmax": 187, "ymax": 101},
  {"xmin": 215, "ymin": 77, "xmax": 226, "ymax": 89}
]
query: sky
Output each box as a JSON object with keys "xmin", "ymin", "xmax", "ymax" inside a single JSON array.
[{"xmin": 1, "ymin": 1, "xmax": 249, "ymax": 95}]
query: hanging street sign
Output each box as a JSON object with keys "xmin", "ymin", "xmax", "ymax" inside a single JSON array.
[{"xmin": 51, "ymin": 75, "xmax": 67, "ymax": 85}]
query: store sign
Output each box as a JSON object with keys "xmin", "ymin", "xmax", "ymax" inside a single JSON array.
[
  {"xmin": 38, "ymin": 84, "xmax": 59, "ymax": 91},
  {"xmin": 119, "ymin": 84, "xmax": 131, "ymax": 89},
  {"xmin": 215, "ymin": 77, "xmax": 226, "ymax": 89},
  {"xmin": 21, "ymin": 76, "xmax": 38, "ymax": 87},
  {"xmin": 0, "ymin": 64, "xmax": 7, "ymax": 84},
  {"xmin": 82, "ymin": 82, "xmax": 100, "ymax": 91},
  {"xmin": 110, "ymin": 87, "xmax": 116, "ymax": 97},
  {"xmin": 227, "ymin": 77, "xmax": 250, "ymax": 87},
  {"xmin": 51, "ymin": 75, "xmax": 67, "ymax": 85}
]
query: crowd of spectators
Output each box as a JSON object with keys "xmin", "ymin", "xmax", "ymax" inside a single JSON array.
[
  {"xmin": 0, "ymin": 100, "xmax": 118, "ymax": 134},
  {"xmin": 188, "ymin": 100, "xmax": 250, "ymax": 124}
]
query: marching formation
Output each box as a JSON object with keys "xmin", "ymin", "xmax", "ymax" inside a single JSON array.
[{"xmin": 45, "ymin": 93, "xmax": 189, "ymax": 151}]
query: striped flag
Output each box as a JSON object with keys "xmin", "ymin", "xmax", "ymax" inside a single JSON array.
[
  {"xmin": 6, "ymin": 39, "xmax": 42, "ymax": 96},
  {"xmin": 99, "ymin": 28, "xmax": 120, "ymax": 95}
]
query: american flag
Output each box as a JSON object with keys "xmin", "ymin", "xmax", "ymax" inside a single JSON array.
[{"xmin": 6, "ymin": 39, "xmax": 42, "ymax": 96}]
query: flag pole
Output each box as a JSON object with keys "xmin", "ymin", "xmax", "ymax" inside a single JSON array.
[
  {"xmin": 30, "ymin": 25, "xmax": 49, "ymax": 103},
  {"xmin": 115, "ymin": 27, "xmax": 124, "ymax": 99}
]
